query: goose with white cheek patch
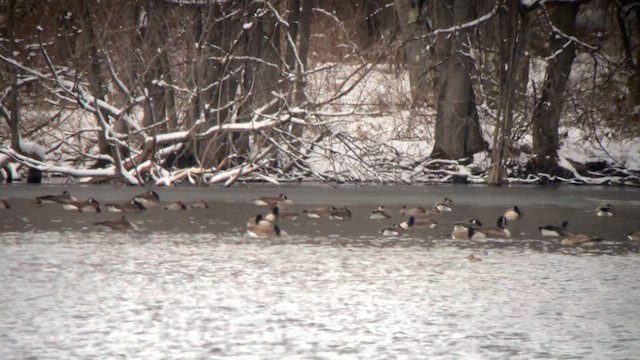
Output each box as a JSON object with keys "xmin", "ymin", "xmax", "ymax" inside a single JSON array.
[
  {"xmin": 401, "ymin": 216, "xmax": 437, "ymax": 229},
  {"xmin": 538, "ymin": 221, "xmax": 569, "ymax": 237},
  {"xmin": 503, "ymin": 206, "xmax": 523, "ymax": 220},
  {"xmin": 330, "ymin": 206, "xmax": 352, "ymax": 220},
  {"xmin": 380, "ymin": 224, "xmax": 406, "ymax": 237},
  {"xmin": 133, "ymin": 190, "xmax": 160, "ymax": 208},
  {"xmin": 36, "ymin": 190, "xmax": 77, "ymax": 205},
  {"xmin": 434, "ymin": 198, "xmax": 454, "ymax": 212},
  {"xmin": 105, "ymin": 199, "xmax": 146, "ymax": 213},
  {"xmin": 63, "ymin": 198, "xmax": 102, "ymax": 213},
  {"xmin": 595, "ymin": 204, "xmax": 613, "ymax": 217},
  {"xmin": 246, "ymin": 224, "xmax": 287, "ymax": 238},
  {"xmin": 252, "ymin": 193, "xmax": 293, "ymax": 208},
  {"xmin": 370, "ymin": 205, "xmax": 393, "ymax": 220},
  {"xmin": 474, "ymin": 216, "xmax": 511, "ymax": 239},
  {"xmin": 451, "ymin": 225, "xmax": 485, "ymax": 240}
]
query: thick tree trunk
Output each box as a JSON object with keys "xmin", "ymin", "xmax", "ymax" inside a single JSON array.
[
  {"xmin": 395, "ymin": 0, "xmax": 431, "ymax": 106},
  {"xmin": 531, "ymin": 2, "xmax": 580, "ymax": 167},
  {"xmin": 430, "ymin": 0, "xmax": 485, "ymax": 160}
]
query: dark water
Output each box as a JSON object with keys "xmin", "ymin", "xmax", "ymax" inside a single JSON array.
[{"xmin": 1, "ymin": 184, "xmax": 640, "ymax": 359}]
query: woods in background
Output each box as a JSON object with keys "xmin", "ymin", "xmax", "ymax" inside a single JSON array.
[{"xmin": 1, "ymin": 0, "xmax": 638, "ymax": 185}]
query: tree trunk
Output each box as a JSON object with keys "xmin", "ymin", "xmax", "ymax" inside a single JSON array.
[
  {"xmin": 430, "ymin": 0, "xmax": 485, "ymax": 160},
  {"xmin": 531, "ymin": 2, "xmax": 580, "ymax": 168},
  {"xmin": 395, "ymin": 0, "xmax": 431, "ymax": 106}
]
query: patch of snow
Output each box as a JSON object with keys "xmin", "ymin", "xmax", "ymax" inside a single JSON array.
[{"xmin": 18, "ymin": 138, "xmax": 46, "ymax": 160}]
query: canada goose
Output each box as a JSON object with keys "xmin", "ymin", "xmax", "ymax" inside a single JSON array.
[
  {"xmin": 452, "ymin": 219, "xmax": 483, "ymax": 235},
  {"xmin": 399, "ymin": 206, "xmax": 427, "ymax": 216},
  {"xmin": 434, "ymin": 197, "xmax": 454, "ymax": 212},
  {"xmin": 165, "ymin": 201, "xmax": 187, "ymax": 210},
  {"xmin": 36, "ymin": 190, "xmax": 76, "ymax": 205},
  {"xmin": 62, "ymin": 198, "xmax": 102, "ymax": 213},
  {"xmin": 279, "ymin": 209, "xmax": 299, "ymax": 221},
  {"xmin": 503, "ymin": 206, "xmax": 523, "ymax": 220},
  {"xmin": 451, "ymin": 226, "xmax": 485, "ymax": 240},
  {"xmin": 330, "ymin": 206, "xmax": 352, "ymax": 220},
  {"xmin": 626, "ymin": 231, "xmax": 640, "ymax": 241},
  {"xmin": 186, "ymin": 200, "xmax": 209, "ymax": 209},
  {"xmin": 370, "ymin": 205, "xmax": 393, "ymax": 220},
  {"xmin": 94, "ymin": 216, "xmax": 136, "ymax": 230},
  {"xmin": 252, "ymin": 193, "xmax": 293, "ymax": 208},
  {"xmin": 0, "ymin": 199, "xmax": 10, "ymax": 209},
  {"xmin": 105, "ymin": 200, "xmax": 146, "ymax": 213},
  {"xmin": 303, "ymin": 206, "xmax": 333, "ymax": 218},
  {"xmin": 380, "ymin": 224, "xmax": 406, "ymax": 237},
  {"xmin": 538, "ymin": 221, "xmax": 569, "ymax": 237},
  {"xmin": 133, "ymin": 190, "xmax": 160, "ymax": 208},
  {"xmin": 246, "ymin": 224, "xmax": 287, "ymax": 238},
  {"xmin": 468, "ymin": 254, "xmax": 482, "ymax": 262},
  {"xmin": 474, "ymin": 216, "xmax": 511, "ymax": 238},
  {"xmin": 561, "ymin": 233, "xmax": 602, "ymax": 246},
  {"xmin": 596, "ymin": 204, "xmax": 613, "ymax": 217},
  {"xmin": 401, "ymin": 216, "xmax": 437, "ymax": 229},
  {"xmin": 264, "ymin": 207, "xmax": 280, "ymax": 222},
  {"xmin": 246, "ymin": 214, "xmax": 273, "ymax": 229}
]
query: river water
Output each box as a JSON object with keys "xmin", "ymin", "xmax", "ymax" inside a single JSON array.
[{"xmin": 1, "ymin": 184, "xmax": 640, "ymax": 359}]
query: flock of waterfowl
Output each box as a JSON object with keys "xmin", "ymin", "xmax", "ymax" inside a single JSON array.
[{"xmin": 1, "ymin": 191, "xmax": 638, "ymax": 246}]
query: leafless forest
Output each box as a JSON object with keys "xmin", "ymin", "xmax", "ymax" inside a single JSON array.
[{"xmin": 1, "ymin": 0, "xmax": 639, "ymax": 185}]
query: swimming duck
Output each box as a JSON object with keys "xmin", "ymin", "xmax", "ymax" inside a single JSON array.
[
  {"xmin": 401, "ymin": 216, "xmax": 437, "ymax": 229},
  {"xmin": 370, "ymin": 205, "xmax": 393, "ymax": 220},
  {"xmin": 246, "ymin": 224, "xmax": 287, "ymax": 238},
  {"xmin": 35, "ymin": 190, "xmax": 76, "ymax": 205},
  {"xmin": 434, "ymin": 198, "xmax": 454, "ymax": 212},
  {"xmin": 474, "ymin": 216, "xmax": 511, "ymax": 238},
  {"xmin": 595, "ymin": 204, "xmax": 613, "ymax": 217},
  {"xmin": 165, "ymin": 201, "xmax": 187, "ymax": 210},
  {"xmin": 561, "ymin": 233, "xmax": 602, "ymax": 246},
  {"xmin": 186, "ymin": 200, "xmax": 209, "ymax": 209},
  {"xmin": 626, "ymin": 231, "xmax": 640, "ymax": 241},
  {"xmin": 503, "ymin": 206, "xmax": 523, "ymax": 220},
  {"xmin": 0, "ymin": 200, "xmax": 9, "ymax": 209},
  {"xmin": 94, "ymin": 216, "xmax": 136, "ymax": 230},
  {"xmin": 105, "ymin": 199, "xmax": 146, "ymax": 213},
  {"xmin": 252, "ymin": 193, "xmax": 293, "ymax": 208},
  {"xmin": 468, "ymin": 254, "xmax": 482, "ymax": 262},
  {"xmin": 538, "ymin": 221, "xmax": 569, "ymax": 237},
  {"xmin": 380, "ymin": 224, "xmax": 406, "ymax": 237},
  {"xmin": 133, "ymin": 190, "xmax": 160, "ymax": 208},
  {"xmin": 62, "ymin": 198, "xmax": 102, "ymax": 213},
  {"xmin": 330, "ymin": 206, "xmax": 352, "ymax": 220},
  {"xmin": 303, "ymin": 206, "xmax": 333, "ymax": 218},
  {"xmin": 278, "ymin": 209, "xmax": 299, "ymax": 221}
]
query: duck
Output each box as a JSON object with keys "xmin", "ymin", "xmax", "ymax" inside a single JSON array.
[
  {"xmin": 252, "ymin": 193, "xmax": 293, "ymax": 208},
  {"xmin": 503, "ymin": 205, "xmax": 523, "ymax": 220},
  {"xmin": 626, "ymin": 231, "xmax": 640, "ymax": 241},
  {"xmin": 538, "ymin": 221, "xmax": 569, "ymax": 237},
  {"xmin": 246, "ymin": 224, "xmax": 287, "ymax": 238},
  {"xmin": 451, "ymin": 226, "xmax": 485, "ymax": 240},
  {"xmin": 434, "ymin": 197, "xmax": 454, "ymax": 212},
  {"xmin": 279, "ymin": 209, "xmax": 299, "ymax": 221},
  {"xmin": 370, "ymin": 205, "xmax": 392, "ymax": 220},
  {"xmin": 186, "ymin": 200, "xmax": 209, "ymax": 209},
  {"xmin": 165, "ymin": 201, "xmax": 187, "ymax": 210},
  {"xmin": 399, "ymin": 206, "xmax": 427, "ymax": 216},
  {"xmin": 474, "ymin": 216, "xmax": 511, "ymax": 238},
  {"xmin": 62, "ymin": 198, "xmax": 102, "ymax": 213},
  {"xmin": 595, "ymin": 204, "xmax": 613, "ymax": 217},
  {"xmin": 246, "ymin": 214, "xmax": 273, "ymax": 229},
  {"xmin": 94, "ymin": 216, "xmax": 136, "ymax": 230},
  {"xmin": 400, "ymin": 216, "xmax": 437, "ymax": 229},
  {"xmin": 467, "ymin": 254, "xmax": 482, "ymax": 262},
  {"xmin": 133, "ymin": 190, "xmax": 160, "ymax": 208},
  {"xmin": 561, "ymin": 233, "xmax": 602, "ymax": 246},
  {"xmin": 380, "ymin": 224, "xmax": 406, "ymax": 237},
  {"xmin": 330, "ymin": 206, "xmax": 352, "ymax": 220},
  {"xmin": 303, "ymin": 206, "xmax": 333, "ymax": 218},
  {"xmin": 35, "ymin": 190, "xmax": 77, "ymax": 205},
  {"xmin": 104, "ymin": 199, "xmax": 146, "ymax": 213},
  {"xmin": 0, "ymin": 199, "xmax": 9, "ymax": 209}
]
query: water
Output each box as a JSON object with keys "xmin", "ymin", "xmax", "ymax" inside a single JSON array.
[{"xmin": 1, "ymin": 184, "xmax": 640, "ymax": 359}]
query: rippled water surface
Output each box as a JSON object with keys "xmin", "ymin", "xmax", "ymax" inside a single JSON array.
[{"xmin": 1, "ymin": 184, "xmax": 640, "ymax": 359}]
